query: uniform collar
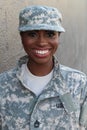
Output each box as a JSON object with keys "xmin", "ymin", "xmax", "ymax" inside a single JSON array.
[
  {"xmin": 16, "ymin": 55, "xmax": 73, "ymax": 99},
  {"xmin": 16, "ymin": 55, "xmax": 78, "ymax": 118}
]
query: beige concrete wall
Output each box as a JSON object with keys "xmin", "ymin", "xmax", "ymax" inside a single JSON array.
[{"xmin": 0, "ymin": 0, "xmax": 87, "ymax": 74}]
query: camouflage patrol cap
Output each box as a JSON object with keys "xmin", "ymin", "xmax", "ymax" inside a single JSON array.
[{"xmin": 18, "ymin": 5, "xmax": 65, "ymax": 32}]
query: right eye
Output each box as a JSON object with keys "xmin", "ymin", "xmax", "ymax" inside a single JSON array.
[{"xmin": 27, "ymin": 31, "xmax": 37, "ymax": 38}]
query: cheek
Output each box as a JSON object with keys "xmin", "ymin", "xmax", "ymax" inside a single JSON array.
[
  {"xmin": 21, "ymin": 35, "xmax": 32, "ymax": 53},
  {"xmin": 52, "ymin": 35, "xmax": 59, "ymax": 48},
  {"xmin": 22, "ymin": 41, "xmax": 30, "ymax": 54},
  {"xmin": 22, "ymin": 38, "xmax": 32, "ymax": 49},
  {"xmin": 53, "ymin": 41, "xmax": 59, "ymax": 51}
]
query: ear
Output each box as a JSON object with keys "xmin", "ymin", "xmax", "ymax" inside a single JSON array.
[
  {"xmin": 58, "ymin": 32, "xmax": 61, "ymax": 36},
  {"xmin": 20, "ymin": 32, "xmax": 22, "ymax": 36},
  {"xmin": 19, "ymin": 32, "xmax": 24, "ymax": 40},
  {"xmin": 19, "ymin": 32, "xmax": 23, "ymax": 42}
]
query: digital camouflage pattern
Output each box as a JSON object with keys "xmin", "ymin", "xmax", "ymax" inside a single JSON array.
[
  {"xmin": 18, "ymin": 5, "xmax": 65, "ymax": 32},
  {"xmin": 0, "ymin": 55, "xmax": 87, "ymax": 130}
]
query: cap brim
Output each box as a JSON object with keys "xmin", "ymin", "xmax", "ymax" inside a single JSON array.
[{"xmin": 18, "ymin": 24, "xmax": 65, "ymax": 32}]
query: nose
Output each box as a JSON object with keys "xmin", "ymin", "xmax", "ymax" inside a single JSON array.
[{"xmin": 37, "ymin": 33, "xmax": 48, "ymax": 46}]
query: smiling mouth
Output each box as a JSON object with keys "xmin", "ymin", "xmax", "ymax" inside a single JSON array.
[
  {"xmin": 35, "ymin": 50, "xmax": 49, "ymax": 55},
  {"xmin": 32, "ymin": 49, "xmax": 50, "ymax": 58}
]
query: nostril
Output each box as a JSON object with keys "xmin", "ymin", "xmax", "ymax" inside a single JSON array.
[{"xmin": 37, "ymin": 38, "xmax": 48, "ymax": 46}]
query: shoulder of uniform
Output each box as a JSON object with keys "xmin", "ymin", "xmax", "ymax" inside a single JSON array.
[
  {"xmin": 0, "ymin": 68, "xmax": 17, "ymax": 85},
  {"xmin": 60, "ymin": 64, "xmax": 86, "ymax": 75},
  {"xmin": 59, "ymin": 64, "xmax": 87, "ymax": 82}
]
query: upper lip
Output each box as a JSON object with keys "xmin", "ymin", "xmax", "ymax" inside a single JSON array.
[{"xmin": 32, "ymin": 47, "xmax": 51, "ymax": 50}]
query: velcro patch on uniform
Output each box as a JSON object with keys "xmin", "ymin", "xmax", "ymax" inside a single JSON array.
[{"xmin": 60, "ymin": 93, "xmax": 77, "ymax": 113}]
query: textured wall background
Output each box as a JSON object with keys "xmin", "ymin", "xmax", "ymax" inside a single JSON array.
[{"xmin": 0, "ymin": 0, "xmax": 87, "ymax": 74}]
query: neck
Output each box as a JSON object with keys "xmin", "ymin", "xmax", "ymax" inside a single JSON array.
[{"xmin": 27, "ymin": 59, "xmax": 54, "ymax": 76}]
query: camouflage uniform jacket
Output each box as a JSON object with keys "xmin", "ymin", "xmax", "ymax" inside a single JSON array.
[{"xmin": 0, "ymin": 55, "xmax": 87, "ymax": 130}]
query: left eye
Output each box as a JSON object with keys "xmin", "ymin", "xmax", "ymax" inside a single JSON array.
[{"xmin": 46, "ymin": 31, "xmax": 56, "ymax": 38}]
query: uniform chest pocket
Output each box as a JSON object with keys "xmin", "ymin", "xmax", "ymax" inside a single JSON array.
[
  {"xmin": 39, "ymin": 96, "xmax": 63, "ymax": 107},
  {"xmin": 38, "ymin": 96, "xmax": 66, "ymax": 116},
  {"xmin": 50, "ymin": 97, "xmax": 64, "ymax": 110}
]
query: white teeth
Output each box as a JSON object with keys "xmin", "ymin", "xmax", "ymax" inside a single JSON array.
[{"xmin": 35, "ymin": 50, "xmax": 49, "ymax": 54}]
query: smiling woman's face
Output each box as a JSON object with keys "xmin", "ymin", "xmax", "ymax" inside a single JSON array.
[{"xmin": 20, "ymin": 30, "xmax": 60, "ymax": 65}]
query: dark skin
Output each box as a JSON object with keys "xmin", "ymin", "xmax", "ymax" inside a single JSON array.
[{"xmin": 20, "ymin": 30, "xmax": 60, "ymax": 76}]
